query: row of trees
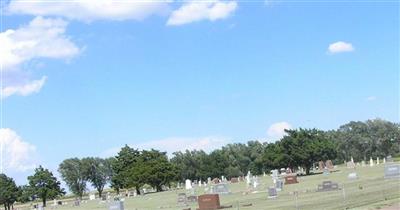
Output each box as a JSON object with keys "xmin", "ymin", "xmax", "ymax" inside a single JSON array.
[
  {"xmin": 0, "ymin": 167, "xmax": 64, "ymax": 209},
  {"xmin": 1, "ymin": 119, "xmax": 398, "ymax": 205}
]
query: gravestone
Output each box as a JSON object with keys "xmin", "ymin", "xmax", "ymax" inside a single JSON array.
[
  {"xmin": 73, "ymin": 199, "xmax": 80, "ymax": 206},
  {"xmin": 377, "ymin": 157, "xmax": 380, "ymax": 165},
  {"xmin": 348, "ymin": 172, "xmax": 358, "ymax": 180},
  {"xmin": 275, "ymin": 179, "xmax": 283, "ymax": 191},
  {"xmin": 267, "ymin": 187, "xmax": 277, "ymax": 198},
  {"xmin": 230, "ymin": 177, "xmax": 238, "ymax": 183},
  {"xmin": 370, "ymin": 157, "xmax": 374, "ymax": 167},
  {"xmin": 207, "ymin": 177, "xmax": 212, "ymax": 185},
  {"xmin": 246, "ymin": 171, "xmax": 251, "ymax": 185},
  {"xmin": 271, "ymin": 169, "xmax": 279, "ymax": 179},
  {"xmin": 325, "ymin": 160, "xmax": 334, "ymax": 169},
  {"xmin": 57, "ymin": 201, "xmax": 62, "ymax": 205},
  {"xmin": 318, "ymin": 161, "xmax": 325, "ymax": 171},
  {"xmin": 384, "ymin": 164, "xmax": 400, "ymax": 179},
  {"xmin": 361, "ymin": 161, "xmax": 366, "ymax": 167},
  {"xmin": 89, "ymin": 194, "xmax": 96, "ymax": 200},
  {"xmin": 387, "ymin": 155, "xmax": 393, "ymax": 163},
  {"xmin": 211, "ymin": 183, "xmax": 230, "ymax": 194},
  {"xmin": 109, "ymin": 201, "xmax": 124, "ymax": 210},
  {"xmin": 347, "ymin": 161, "xmax": 356, "ymax": 169},
  {"xmin": 185, "ymin": 179, "xmax": 192, "ymax": 190},
  {"xmin": 284, "ymin": 174, "xmax": 298, "ymax": 185},
  {"xmin": 323, "ymin": 168, "xmax": 330, "ymax": 175},
  {"xmin": 177, "ymin": 193, "xmax": 187, "ymax": 206},
  {"xmin": 212, "ymin": 178, "xmax": 219, "ymax": 184},
  {"xmin": 252, "ymin": 176, "xmax": 259, "ymax": 189},
  {"xmin": 187, "ymin": 195, "xmax": 198, "ymax": 203},
  {"xmin": 317, "ymin": 181, "xmax": 340, "ymax": 192},
  {"xmin": 198, "ymin": 194, "xmax": 220, "ymax": 210}
]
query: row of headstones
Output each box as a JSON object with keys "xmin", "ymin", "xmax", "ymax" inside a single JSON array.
[{"xmin": 346, "ymin": 156, "xmax": 393, "ymax": 169}]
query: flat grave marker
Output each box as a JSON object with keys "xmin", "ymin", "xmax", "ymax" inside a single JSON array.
[
  {"xmin": 317, "ymin": 181, "xmax": 340, "ymax": 192},
  {"xmin": 109, "ymin": 201, "xmax": 124, "ymax": 210}
]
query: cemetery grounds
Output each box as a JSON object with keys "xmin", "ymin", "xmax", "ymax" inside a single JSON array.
[{"xmin": 17, "ymin": 163, "xmax": 400, "ymax": 210}]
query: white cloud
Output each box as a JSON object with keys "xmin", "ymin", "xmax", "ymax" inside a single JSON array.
[
  {"xmin": 0, "ymin": 16, "xmax": 80, "ymax": 71},
  {"xmin": 267, "ymin": 122, "xmax": 292, "ymax": 142},
  {"xmin": 2, "ymin": 76, "xmax": 47, "ymax": 99},
  {"xmin": 103, "ymin": 136, "xmax": 231, "ymax": 157},
  {"xmin": 0, "ymin": 128, "xmax": 38, "ymax": 172},
  {"xmin": 7, "ymin": 0, "xmax": 170, "ymax": 22},
  {"xmin": 366, "ymin": 96, "xmax": 377, "ymax": 101},
  {"xmin": 167, "ymin": 0, "xmax": 237, "ymax": 26},
  {"xmin": 328, "ymin": 41, "xmax": 354, "ymax": 54},
  {"xmin": 0, "ymin": 16, "xmax": 80, "ymax": 98}
]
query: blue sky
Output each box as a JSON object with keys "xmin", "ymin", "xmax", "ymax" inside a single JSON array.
[{"xmin": 0, "ymin": 0, "xmax": 398, "ymax": 183}]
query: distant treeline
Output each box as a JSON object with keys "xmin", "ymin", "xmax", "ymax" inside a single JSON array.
[{"xmin": 1, "ymin": 119, "xmax": 398, "ymax": 207}]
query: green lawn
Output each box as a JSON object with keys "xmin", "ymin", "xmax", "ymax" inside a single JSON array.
[{"xmin": 16, "ymin": 163, "xmax": 400, "ymax": 210}]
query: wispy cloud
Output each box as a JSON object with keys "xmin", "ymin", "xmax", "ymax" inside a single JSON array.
[
  {"xmin": 103, "ymin": 136, "xmax": 231, "ymax": 157},
  {"xmin": 0, "ymin": 16, "xmax": 80, "ymax": 98},
  {"xmin": 167, "ymin": 0, "xmax": 237, "ymax": 26},
  {"xmin": 7, "ymin": 0, "xmax": 170, "ymax": 22},
  {"xmin": 328, "ymin": 41, "xmax": 354, "ymax": 54},
  {"xmin": 366, "ymin": 96, "xmax": 377, "ymax": 101}
]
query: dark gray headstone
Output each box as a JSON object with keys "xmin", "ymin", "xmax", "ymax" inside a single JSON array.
[
  {"xmin": 109, "ymin": 201, "xmax": 124, "ymax": 210},
  {"xmin": 268, "ymin": 187, "xmax": 277, "ymax": 198},
  {"xmin": 317, "ymin": 181, "xmax": 340, "ymax": 192},
  {"xmin": 275, "ymin": 180, "xmax": 283, "ymax": 191},
  {"xmin": 211, "ymin": 183, "xmax": 230, "ymax": 194},
  {"xmin": 384, "ymin": 164, "xmax": 400, "ymax": 179}
]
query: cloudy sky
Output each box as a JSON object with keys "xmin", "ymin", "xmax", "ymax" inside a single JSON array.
[{"xmin": 0, "ymin": 0, "xmax": 398, "ymax": 183}]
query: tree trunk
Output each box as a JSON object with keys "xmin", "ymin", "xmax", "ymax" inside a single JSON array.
[
  {"xmin": 156, "ymin": 185, "xmax": 162, "ymax": 192},
  {"xmin": 136, "ymin": 186, "xmax": 140, "ymax": 195},
  {"xmin": 43, "ymin": 198, "xmax": 47, "ymax": 207},
  {"xmin": 306, "ymin": 167, "xmax": 310, "ymax": 175},
  {"xmin": 98, "ymin": 188, "xmax": 103, "ymax": 198}
]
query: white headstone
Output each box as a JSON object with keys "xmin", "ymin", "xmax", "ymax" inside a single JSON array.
[
  {"xmin": 370, "ymin": 157, "xmax": 374, "ymax": 167},
  {"xmin": 198, "ymin": 180, "xmax": 202, "ymax": 187},
  {"xmin": 361, "ymin": 161, "xmax": 366, "ymax": 167},
  {"xmin": 348, "ymin": 172, "xmax": 358, "ymax": 180},
  {"xmin": 185, "ymin": 179, "xmax": 192, "ymax": 190},
  {"xmin": 377, "ymin": 157, "xmax": 380, "ymax": 165},
  {"xmin": 351, "ymin": 156, "xmax": 354, "ymax": 163},
  {"xmin": 383, "ymin": 158, "xmax": 386, "ymax": 164},
  {"xmin": 89, "ymin": 194, "xmax": 96, "ymax": 200},
  {"xmin": 246, "ymin": 171, "xmax": 251, "ymax": 185}
]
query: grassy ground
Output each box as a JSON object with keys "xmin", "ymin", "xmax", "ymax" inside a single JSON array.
[{"xmin": 16, "ymin": 163, "xmax": 400, "ymax": 210}]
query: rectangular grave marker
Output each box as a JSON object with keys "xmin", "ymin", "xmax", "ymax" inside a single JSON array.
[
  {"xmin": 284, "ymin": 174, "xmax": 298, "ymax": 185},
  {"xmin": 384, "ymin": 164, "xmax": 400, "ymax": 179},
  {"xmin": 317, "ymin": 181, "xmax": 340, "ymax": 192},
  {"xmin": 268, "ymin": 187, "xmax": 277, "ymax": 198},
  {"xmin": 198, "ymin": 194, "xmax": 220, "ymax": 210},
  {"xmin": 109, "ymin": 201, "xmax": 124, "ymax": 210},
  {"xmin": 211, "ymin": 183, "xmax": 230, "ymax": 194}
]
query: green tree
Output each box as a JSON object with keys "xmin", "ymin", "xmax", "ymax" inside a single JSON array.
[
  {"xmin": 111, "ymin": 145, "xmax": 140, "ymax": 194},
  {"xmin": 83, "ymin": 157, "xmax": 113, "ymax": 197},
  {"xmin": 58, "ymin": 158, "xmax": 88, "ymax": 199},
  {"xmin": 27, "ymin": 166, "xmax": 65, "ymax": 207},
  {"xmin": 139, "ymin": 149, "xmax": 176, "ymax": 192},
  {"xmin": 280, "ymin": 128, "xmax": 336, "ymax": 174},
  {"xmin": 0, "ymin": 174, "xmax": 19, "ymax": 210}
]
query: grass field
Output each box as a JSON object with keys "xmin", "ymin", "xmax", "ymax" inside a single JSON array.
[{"xmin": 17, "ymin": 163, "xmax": 400, "ymax": 210}]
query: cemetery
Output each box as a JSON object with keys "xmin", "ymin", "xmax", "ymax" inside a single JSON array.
[{"xmin": 12, "ymin": 162, "xmax": 399, "ymax": 210}]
